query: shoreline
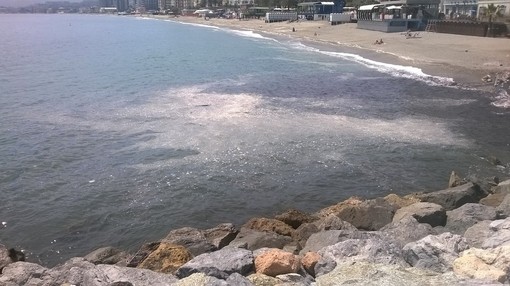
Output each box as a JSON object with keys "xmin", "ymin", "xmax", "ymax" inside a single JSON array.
[{"xmin": 156, "ymin": 15, "xmax": 510, "ymax": 90}]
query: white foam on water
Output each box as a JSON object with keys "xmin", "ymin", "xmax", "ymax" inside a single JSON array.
[
  {"xmin": 289, "ymin": 42, "xmax": 456, "ymax": 87},
  {"xmin": 491, "ymin": 89, "xmax": 510, "ymax": 109}
]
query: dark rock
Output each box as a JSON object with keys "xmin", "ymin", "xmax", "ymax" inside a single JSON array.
[
  {"xmin": 497, "ymin": 194, "xmax": 510, "ymax": 217},
  {"xmin": 380, "ymin": 216, "xmax": 437, "ymax": 248},
  {"xmin": 300, "ymin": 229, "xmax": 378, "ymax": 254},
  {"xmin": 383, "ymin": 193, "xmax": 421, "ymax": 209},
  {"xmin": 274, "ymin": 209, "xmax": 318, "ymax": 229},
  {"xmin": 203, "ymin": 223, "xmax": 239, "ymax": 249},
  {"xmin": 137, "ymin": 242, "xmax": 192, "ymax": 274},
  {"xmin": 417, "ymin": 182, "xmax": 487, "ymax": 211},
  {"xmin": 163, "ymin": 227, "xmax": 216, "ymax": 256},
  {"xmin": 466, "ymin": 175, "xmax": 501, "ymax": 195},
  {"xmin": 176, "ymin": 247, "xmax": 254, "ymax": 279},
  {"xmin": 392, "ymin": 202, "xmax": 447, "ymax": 227},
  {"xmin": 84, "ymin": 246, "xmax": 129, "ymax": 265},
  {"xmin": 109, "ymin": 282, "xmax": 133, "ymax": 286},
  {"xmin": 402, "ymin": 232, "xmax": 469, "ymax": 272},
  {"xmin": 317, "ymin": 197, "xmax": 395, "ymax": 231},
  {"xmin": 294, "ymin": 223, "xmax": 319, "ymax": 248},
  {"xmin": 126, "ymin": 241, "xmax": 160, "ymax": 267},
  {"xmin": 228, "ymin": 227, "xmax": 292, "ymax": 250},
  {"xmin": 444, "ymin": 203, "xmax": 499, "ymax": 235},
  {"xmin": 0, "ymin": 245, "xmax": 24, "ymax": 271},
  {"xmin": 243, "ymin": 217, "xmax": 295, "ymax": 237},
  {"xmin": 464, "ymin": 220, "xmax": 494, "ymax": 248}
]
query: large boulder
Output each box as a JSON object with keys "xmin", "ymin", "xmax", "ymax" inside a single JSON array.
[
  {"xmin": 126, "ymin": 242, "xmax": 160, "ymax": 267},
  {"xmin": 274, "ymin": 209, "xmax": 318, "ymax": 229},
  {"xmin": 300, "ymin": 229, "xmax": 376, "ymax": 254},
  {"xmin": 301, "ymin": 251, "xmax": 320, "ymax": 277},
  {"xmin": 254, "ymin": 249, "xmax": 300, "ymax": 277},
  {"xmin": 242, "ymin": 218, "xmax": 295, "ymax": 237},
  {"xmin": 163, "ymin": 227, "xmax": 216, "ymax": 256},
  {"xmin": 453, "ymin": 245, "xmax": 510, "ymax": 284},
  {"xmin": 317, "ymin": 197, "xmax": 395, "ymax": 230},
  {"xmin": 380, "ymin": 216, "xmax": 437, "ymax": 248},
  {"xmin": 392, "ymin": 202, "xmax": 446, "ymax": 227},
  {"xmin": 464, "ymin": 220, "xmax": 494, "ymax": 248},
  {"xmin": 402, "ymin": 232, "xmax": 469, "ymax": 272},
  {"xmin": 0, "ymin": 262, "xmax": 48, "ymax": 286},
  {"xmin": 96, "ymin": 263, "xmax": 180, "ymax": 285},
  {"xmin": 417, "ymin": 182, "xmax": 486, "ymax": 211},
  {"xmin": 482, "ymin": 218, "xmax": 510, "ymax": 249},
  {"xmin": 383, "ymin": 193, "xmax": 421, "ymax": 209},
  {"xmin": 84, "ymin": 246, "xmax": 129, "ymax": 265},
  {"xmin": 137, "ymin": 242, "xmax": 192, "ymax": 274},
  {"xmin": 228, "ymin": 227, "xmax": 292, "ymax": 251},
  {"xmin": 293, "ymin": 215, "xmax": 357, "ymax": 248},
  {"xmin": 246, "ymin": 273, "xmax": 281, "ymax": 286},
  {"xmin": 0, "ymin": 245, "xmax": 25, "ymax": 271},
  {"xmin": 315, "ymin": 261, "xmax": 485, "ymax": 285},
  {"xmin": 444, "ymin": 203, "xmax": 499, "ymax": 235},
  {"xmin": 176, "ymin": 247, "xmax": 254, "ymax": 279},
  {"xmin": 203, "ymin": 223, "xmax": 239, "ymax": 250},
  {"xmin": 496, "ymin": 194, "xmax": 510, "ymax": 217},
  {"xmin": 318, "ymin": 237, "xmax": 407, "ymax": 267},
  {"xmin": 169, "ymin": 272, "xmax": 228, "ymax": 286}
]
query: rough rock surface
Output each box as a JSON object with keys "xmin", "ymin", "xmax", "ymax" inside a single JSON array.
[
  {"xmin": 228, "ymin": 227, "xmax": 293, "ymax": 251},
  {"xmin": 463, "ymin": 220, "xmax": 494, "ymax": 248},
  {"xmin": 243, "ymin": 217, "xmax": 295, "ymax": 237},
  {"xmin": 417, "ymin": 182, "xmax": 486, "ymax": 211},
  {"xmin": 274, "ymin": 209, "xmax": 318, "ymax": 229},
  {"xmin": 444, "ymin": 203, "xmax": 499, "ymax": 235},
  {"xmin": 176, "ymin": 247, "xmax": 254, "ymax": 279},
  {"xmin": 318, "ymin": 237, "xmax": 408, "ymax": 266},
  {"xmin": 0, "ymin": 261, "xmax": 48, "ymax": 286},
  {"xmin": 173, "ymin": 272, "xmax": 228, "ymax": 286},
  {"xmin": 126, "ymin": 242, "xmax": 160, "ymax": 267},
  {"xmin": 453, "ymin": 245, "xmax": 510, "ymax": 284},
  {"xmin": 317, "ymin": 197, "xmax": 395, "ymax": 230},
  {"xmin": 0, "ymin": 245, "xmax": 24, "ymax": 271},
  {"xmin": 402, "ymin": 232, "xmax": 469, "ymax": 272},
  {"xmin": 392, "ymin": 202, "xmax": 447, "ymax": 227},
  {"xmin": 163, "ymin": 227, "xmax": 216, "ymax": 256},
  {"xmin": 254, "ymin": 249, "xmax": 300, "ymax": 277},
  {"xmin": 482, "ymin": 218, "xmax": 510, "ymax": 248},
  {"xmin": 496, "ymin": 194, "xmax": 510, "ymax": 217},
  {"xmin": 381, "ymin": 216, "xmax": 437, "ymax": 248},
  {"xmin": 301, "ymin": 251, "xmax": 320, "ymax": 277},
  {"xmin": 203, "ymin": 223, "xmax": 239, "ymax": 249},
  {"xmin": 300, "ymin": 229, "xmax": 376, "ymax": 254},
  {"xmin": 383, "ymin": 193, "xmax": 421, "ymax": 209},
  {"xmin": 84, "ymin": 246, "xmax": 129, "ymax": 265},
  {"xmin": 137, "ymin": 242, "xmax": 192, "ymax": 274},
  {"xmin": 315, "ymin": 261, "xmax": 483, "ymax": 286},
  {"xmin": 246, "ymin": 273, "xmax": 281, "ymax": 286}
]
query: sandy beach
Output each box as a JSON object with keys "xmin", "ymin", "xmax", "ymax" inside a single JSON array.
[{"xmin": 157, "ymin": 15, "xmax": 510, "ymax": 88}]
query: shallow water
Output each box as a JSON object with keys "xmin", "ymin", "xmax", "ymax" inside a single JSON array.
[{"xmin": 0, "ymin": 14, "xmax": 509, "ymax": 266}]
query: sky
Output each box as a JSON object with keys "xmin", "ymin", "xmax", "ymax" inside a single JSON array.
[{"xmin": 0, "ymin": 0, "xmax": 82, "ymax": 7}]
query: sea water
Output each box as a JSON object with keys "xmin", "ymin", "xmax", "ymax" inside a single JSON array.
[{"xmin": 1, "ymin": 14, "xmax": 509, "ymax": 266}]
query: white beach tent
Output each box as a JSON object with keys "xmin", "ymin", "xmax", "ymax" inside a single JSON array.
[{"xmin": 358, "ymin": 4, "xmax": 381, "ymax": 10}]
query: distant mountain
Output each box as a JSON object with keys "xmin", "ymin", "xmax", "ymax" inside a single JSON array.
[{"xmin": 0, "ymin": 0, "xmax": 83, "ymax": 7}]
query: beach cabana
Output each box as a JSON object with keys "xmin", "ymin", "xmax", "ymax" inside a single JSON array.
[{"xmin": 297, "ymin": 1, "xmax": 343, "ymax": 20}]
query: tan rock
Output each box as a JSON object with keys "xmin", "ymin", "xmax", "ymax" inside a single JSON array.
[
  {"xmin": 301, "ymin": 251, "xmax": 320, "ymax": 277},
  {"xmin": 254, "ymin": 249, "xmax": 301, "ymax": 277},
  {"xmin": 453, "ymin": 246, "xmax": 510, "ymax": 283},
  {"xmin": 274, "ymin": 209, "xmax": 318, "ymax": 229},
  {"xmin": 137, "ymin": 242, "xmax": 192, "ymax": 274},
  {"xmin": 247, "ymin": 273, "xmax": 281, "ymax": 286},
  {"xmin": 317, "ymin": 196, "xmax": 364, "ymax": 217},
  {"xmin": 243, "ymin": 217, "xmax": 295, "ymax": 237}
]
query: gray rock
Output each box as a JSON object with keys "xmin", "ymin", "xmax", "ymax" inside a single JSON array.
[
  {"xmin": 444, "ymin": 203, "xmax": 499, "ymax": 235},
  {"xmin": 335, "ymin": 198, "xmax": 396, "ymax": 231},
  {"xmin": 274, "ymin": 209, "xmax": 318, "ymax": 229},
  {"xmin": 294, "ymin": 223, "xmax": 319, "ymax": 249},
  {"xmin": 448, "ymin": 171, "xmax": 466, "ymax": 188},
  {"xmin": 496, "ymin": 194, "xmax": 510, "ymax": 217},
  {"xmin": 392, "ymin": 202, "xmax": 446, "ymax": 227},
  {"xmin": 203, "ymin": 223, "xmax": 239, "ymax": 249},
  {"xmin": 463, "ymin": 220, "xmax": 494, "ymax": 248},
  {"xmin": 276, "ymin": 273, "xmax": 313, "ymax": 285},
  {"xmin": 228, "ymin": 227, "xmax": 293, "ymax": 251},
  {"xmin": 84, "ymin": 246, "xmax": 129, "ymax": 265},
  {"xmin": 313, "ymin": 214, "xmax": 358, "ymax": 232},
  {"xmin": 417, "ymin": 182, "xmax": 486, "ymax": 211},
  {"xmin": 0, "ymin": 261, "xmax": 48, "ymax": 286},
  {"xmin": 402, "ymin": 232, "xmax": 469, "ymax": 273},
  {"xmin": 176, "ymin": 247, "xmax": 254, "ymax": 279},
  {"xmin": 96, "ymin": 263, "xmax": 179, "ymax": 286},
  {"xmin": 300, "ymin": 229, "xmax": 376, "ymax": 255},
  {"xmin": 226, "ymin": 272, "xmax": 255, "ymax": 286},
  {"xmin": 163, "ymin": 227, "xmax": 216, "ymax": 256},
  {"xmin": 315, "ymin": 261, "xmax": 489, "ymax": 286},
  {"xmin": 493, "ymin": 179, "xmax": 510, "ymax": 194},
  {"xmin": 0, "ymin": 245, "xmax": 24, "ymax": 271},
  {"xmin": 380, "ymin": 216, "xmax": 437, "ymax": 248},
  {"xmin": 317, "ymin": 237, "xmax": 408, "ymax": 267},
  {"xmin": 482, "ymin": 218, "xmax": 510, "ymax": 248}
]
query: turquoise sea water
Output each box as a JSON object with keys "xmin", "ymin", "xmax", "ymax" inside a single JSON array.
[{"xmin": 1, "ymin": 14, "xmax": 509, "ymax": 266}]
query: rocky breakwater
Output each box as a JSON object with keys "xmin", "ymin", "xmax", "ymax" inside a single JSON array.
[{"xmin": 2, "ymin": 173, "xmax": 510, "ymax": 285}]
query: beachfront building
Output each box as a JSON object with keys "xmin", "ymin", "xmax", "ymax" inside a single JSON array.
[
  {"xmin": 477, "ymin": 0, "xmax": 510, "ymax": 18},
  {"xmin": 356, "ymin": 0, "xmax": 440, "ymax": 32},
  {"xmin": 441, "ymin": 0, "xmax": 478, "ymax": 18},
  {"xmin": 297, "ymin": 1, "xmax": 344, "ymax": 20}
]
